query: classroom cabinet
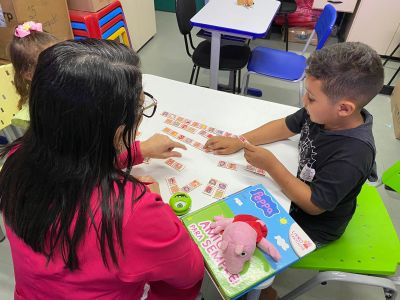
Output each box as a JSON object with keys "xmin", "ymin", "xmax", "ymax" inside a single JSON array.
[
  {"xmin": 343, "ymin": 0, "xmax": 400, "ymax": 56},
  {"xmin": 120, "ymin": 0, "xmax": 156, "ymax": 51}
]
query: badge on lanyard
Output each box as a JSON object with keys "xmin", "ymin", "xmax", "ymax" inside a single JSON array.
[{"xmin": 300, "ymin": 165, "xmax": 315, "ymax": 182}]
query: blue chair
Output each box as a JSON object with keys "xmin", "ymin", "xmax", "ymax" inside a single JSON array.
[{"xmin": 242, "ymin": 4, "xmax": 337, "ymax": 106}]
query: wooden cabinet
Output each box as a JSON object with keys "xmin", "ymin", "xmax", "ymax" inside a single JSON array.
[
  {"xmin": 313, "ymin": 0, "xmax": 358, "ymax": 13},
  {"xmin": 120, "ymin": 0, "xmax": 157, "ymax": 51},
  {"xmin": 344, "ymin": 0, "xmax": 400, "ymax": 56}
]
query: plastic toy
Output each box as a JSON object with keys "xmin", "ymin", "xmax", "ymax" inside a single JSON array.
[
  {"xmin": 210, "ymin": 214, "xmax": 281, "ymax": 274},
  {"xmin": 169, "ymin": 192, "xmax": 192, "ymax": 216}
]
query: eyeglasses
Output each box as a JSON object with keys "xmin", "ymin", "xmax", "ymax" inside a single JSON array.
[{"xmin": 140, "ymin": 92, "xmax": 158, "ymax": 118}]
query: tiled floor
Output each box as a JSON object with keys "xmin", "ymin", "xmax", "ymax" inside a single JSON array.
[{"xmin": 1, "ymin": 10, "xmax": 399, "ymax": 300}]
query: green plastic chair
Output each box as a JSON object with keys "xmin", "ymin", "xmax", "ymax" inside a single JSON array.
[
  {"xmin": 281, "ymin": 184, "xmax": 400, "ymax": 300},
  {"xmin": 382, "ymin": 161, "xmax": 400, "ymax": 194}
]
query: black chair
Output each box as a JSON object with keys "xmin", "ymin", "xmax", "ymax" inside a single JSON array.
[
  {"xmin": 175, "ymin": 0, "xmax": 251, "ymax": 93},
  {"xmin": 277, "ymin": 0, "xmax": 297, "ymax": 51}
]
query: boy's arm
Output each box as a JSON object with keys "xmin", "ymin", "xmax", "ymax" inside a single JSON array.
[
  {"xmin": 205, "ymin": 118, "xmax": 296, "ymax": 155},
  {"xmin": 244, "ymin": 143, "xmax": 324, "ymax": 215},
  {"xmin": 267, "ymin": 157, "xmax": 325, "ymax": 215},
  {"xmin": 243, "ymin": 118, "xmax": 297, "ymax": 145}
]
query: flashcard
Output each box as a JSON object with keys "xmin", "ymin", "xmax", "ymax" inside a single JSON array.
[
  {"xmin": 202, "ymin": 184, "xmax": 216, "ymax": 196},
  {"xmin": 217, "ymin": 182, "xmax": 228, "ymax": 190},
  {"xmin": 181, "ymin": 180, "xmax": 202, "ymax": 193},
  {"xmin": 162, "ymin": 127, "xmax": 172, "ymax": 134},
  {"xmin": 203, "ymin": 178, "xmax": 228, "ymax": 199},
  {"xmin": 238, "ymin": 135, "xmax": 249, "ymax": 144},
  {"xmin": 213, "ymin": 189, "xmax": 225, "ymax": 200},
  {"xmin": 164, "ymin": 158, "xmax": 185, "ymax": 172},
  {"xmin": 165, "ymin": 176, "xmax": 180, "ymax": 195},
  {"xmin": 217, "ymin": 160, "xmax": 238, "ymax": 171},
  {"xmin": 245, "ymin": 164, "xmax": 266, "ymax": 176},
  {"xmin": 208, "ymin": 178, "xmax": 218, "ymax": 186}
]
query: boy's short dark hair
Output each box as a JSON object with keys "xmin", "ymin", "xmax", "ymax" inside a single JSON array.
[{"xmin": 306, "ymin": 42, "xmax": 384, "ymax": 107}]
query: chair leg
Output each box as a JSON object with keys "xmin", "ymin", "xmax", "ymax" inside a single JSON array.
[
  {"xmin": 194, "ymin": 67, "xmax": 200, "ymax": 85},
  {"xmin": 284, "ymin": 14, "xmax": 289, "ymax": 51},
  {"xmin": 238, "ymin": 70, "xmax": 241, "ymax": 94},
  {"xmin": 242, "ymin": 72, "xmax": 251, "ymax": 95},
  {"xmin": 298, "ymin": 80, "xmax": 304, "ymax": 107},
  {"xmin": 0, "ymin": 227, "xmax": 5, "ymax": 243},
  {"xmin": 232, "ymin": 71, "xmax": 237, "ymax": 94},
  {"xmin": 189, "ymin": 65, "xmax": 197, "ymax": 84},
  {"xmin": 280, "ymin": 271, "xmax": 398, "ymax": 300},
  {"xmin": 280, "ymin": 271, "xmax": 397, "ymax": 300}
]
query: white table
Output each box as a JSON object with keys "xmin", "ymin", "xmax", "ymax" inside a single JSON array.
[
  {"xmin": 190, "ymin": 0, "xmax": 281, "ymax": 90},
  {"xmin": 138, "ymin": 74, "xmax": 299, "ymax": 299},
  {"xmin": 137, "ymin": 74, "xmax": 299, "ymax": 213}
]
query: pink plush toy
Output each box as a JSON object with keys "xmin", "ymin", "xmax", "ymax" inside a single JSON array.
[{"xmin": 210, "ymin": 214, "xmax": 281, "ymax": 274}]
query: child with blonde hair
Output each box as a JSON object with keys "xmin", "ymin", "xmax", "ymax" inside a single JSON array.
[{"xmin": 10, "ymin": 21, "xmax": 58, "ymax": 110}]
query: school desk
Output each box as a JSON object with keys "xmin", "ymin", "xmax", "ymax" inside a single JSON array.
[{"xmin": 190, "ymin": 0, "xmax": 281, "ymax": 90}]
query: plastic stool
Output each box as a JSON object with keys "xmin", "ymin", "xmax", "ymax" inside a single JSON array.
[{"xmin": 69, "ymin": 1, "xmax": 131, "ymax": 46}]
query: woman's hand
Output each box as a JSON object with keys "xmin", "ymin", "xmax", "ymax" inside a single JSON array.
[
  {"xmin": 204, "ymin": 136, "xmax": 244, "ymax": 155},
  {"xmin": 136, "ymin": 176, "xmax": 160, "ymax": 194},
  {"xmin": 141, "ymin": 133, "xmax": 187, "ymax": 159}
]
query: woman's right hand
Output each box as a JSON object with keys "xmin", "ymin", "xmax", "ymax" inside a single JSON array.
[
  {"xmin": 140, "ymin": 134, "xmax": 187, "ymax": 159},
  {"xmin": 136, "ymin": 176, "xmax": 160, "ymax": 194},
  {"xmin": 204, "ymin": 136, "xmax": 244, "ymax": 155}
]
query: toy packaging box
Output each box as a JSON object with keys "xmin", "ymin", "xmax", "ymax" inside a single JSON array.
[{"xmin": 181, "ymin": 184, "xmax": 316, "ymax": 299}]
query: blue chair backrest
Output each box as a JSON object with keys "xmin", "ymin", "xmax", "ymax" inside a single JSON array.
[{"xmin": 315, "ymin": 4, "xmax": 337, "ymax": 50}]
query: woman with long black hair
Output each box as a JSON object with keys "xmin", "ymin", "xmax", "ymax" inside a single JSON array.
[{"xmin": 0, "ymin": 39, "xmax": 204, "ymax": 300}]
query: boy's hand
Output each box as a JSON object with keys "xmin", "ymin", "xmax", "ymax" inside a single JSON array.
[
  {"xmin": 243, "ymin": 142, "xmax": 276, "ymax": 171},
  {"xmin": 136, "ymin": 176, "xmax": 160, "ymax": 194},
  {"xmin": 204, "ymin": 136, "xmax": 244, "ymax": 155},
  {"xmin": 141, "ymin": 134, "xmax": 187, "ymax": 159}
]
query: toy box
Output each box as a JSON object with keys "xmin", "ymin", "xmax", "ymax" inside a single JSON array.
[
  {"xmin": 181, "ymin": 184, "xmax": 316, "ymax": 299},
  {"xmin": 287, "ymin": 27, "xmax": 317, "ymax": 46},
  {"xmin": 67, "ymin": 0, "xmax": 113, "ymax": 12},
  {"xmin": 0, "ymin": 0, "xmax": 73, "ymax": 59}
]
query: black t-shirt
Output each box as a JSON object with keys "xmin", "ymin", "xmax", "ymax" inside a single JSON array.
[{"xmin": 285, "ymin": 108, "xmax": 376, "ymax": 243}]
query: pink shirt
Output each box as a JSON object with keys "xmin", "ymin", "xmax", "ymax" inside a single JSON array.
[{"xmin": 4, "ymin": 142, "xmax": 204, "ymax": 299}]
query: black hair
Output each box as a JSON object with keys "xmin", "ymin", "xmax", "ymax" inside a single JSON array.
[
  {"xmin": 306, "ymin": 42, "xmax": 384, "ymax": 107},
  {"xmin": 0, "ymin": 39, "xmax": 146, "ymax": 270}
]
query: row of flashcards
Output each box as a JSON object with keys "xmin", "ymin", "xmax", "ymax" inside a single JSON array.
[
  {"xmin": 160, "ymin": 111, "xmax": 235, "ymax": 138},
  {"xmin": 203, "ymin": 178, "xmax": 228, "ymax": 199},
  {"xmin": 162, "ymin": 127, "xmax": 209, "ymax": 152},
  {"xmin": 245, "ymin": 164, "xmax": 267, "ymax": 176},
  {"xmin": 165, "ymin": 176, "xmax": 202, "ymax": 195},
  {"xmin": 164, "ymin": 118, "xmax": 198, "ymax": 134},
  {"xmin": 217, "ymin": 160, "xmax": 266, "ymax": 176},
  {"xmin": 164, "ymin": 158, "xmax": 185, "ymax": 171}
]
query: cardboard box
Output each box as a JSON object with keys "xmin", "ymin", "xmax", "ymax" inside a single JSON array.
[
  {"xmin": 287, "ymin": 27, "xmax": 317, "ymax": 46},
  {"xmin": 0, "ymin": 0, "xmax": 73, "ymax": 60},
  {"xmin": 67, "ymin": 0, "xmax": 113, "ymax": 12},
  {"xmin": 391, "ymin": 80, "xmax": 400, "ymax": 140}
]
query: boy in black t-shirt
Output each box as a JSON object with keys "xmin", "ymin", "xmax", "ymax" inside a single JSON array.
[{"xmin": 204, "ymin": 42, "xmax": 384, "ymax": 246}]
